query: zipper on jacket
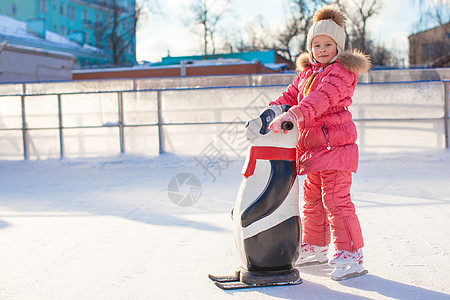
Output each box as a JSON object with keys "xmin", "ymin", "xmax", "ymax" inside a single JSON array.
[{"xmin": 321, "ymin": 125, "xmax": 331, "ymax": 150}]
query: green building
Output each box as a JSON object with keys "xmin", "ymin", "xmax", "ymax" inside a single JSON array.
[{"xmin": 0, "ymin": 0, "xmax": 136, "ymax": 67}]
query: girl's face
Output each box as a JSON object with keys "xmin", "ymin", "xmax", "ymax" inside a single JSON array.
[{"xmin": 312, "ymin": 35, "xmax": 338, "ymax": 65}]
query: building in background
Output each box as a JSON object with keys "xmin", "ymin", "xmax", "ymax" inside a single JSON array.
[
  {"xmin": 0, "ymin": 41, "xmax": 75, "ymax": 83},
  {"xmin": 72, "ymin": 50, "xmax": 294, "ymax": 80},
  {"xmin": 0, "ymin": 14, "xmax": 108, "ymax": 70},
  {"xmin": 0, "ymin": 0, "xmax": 136, "ymax": 67},
  {"xmin": 409, "ymin": 22, "xmax": 450, "ymax": 67},
  {"xmin": 158, "ymin": 50, "xmax": 296, "ymax": 71}
]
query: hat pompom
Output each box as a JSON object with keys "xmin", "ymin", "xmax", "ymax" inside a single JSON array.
[{"xmin": 313, "ymin": 5, "xmax": 345, "ymax": 28}]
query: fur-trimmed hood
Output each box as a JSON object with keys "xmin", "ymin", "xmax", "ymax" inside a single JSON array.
[{"xmin": 296, "ymin": 50, "xmax": 372, "ymax": 74}]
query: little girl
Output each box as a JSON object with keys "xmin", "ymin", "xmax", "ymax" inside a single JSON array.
[{"xmin": 269, "ymin": 5, "xmax": 371, "ymax": 281}]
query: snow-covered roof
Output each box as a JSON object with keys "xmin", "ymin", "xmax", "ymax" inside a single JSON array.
[
  {"xmin": 71, "ymin": 58, "xmax": 278, "ymax": 74},
  {"xmin": 264, "ymin": 63, "xmax": 289, "ymax": 71},
  {"xmin": 72, "ymin": 63, "xmax": 183, "ymax": 74},
  {"xmin": 0, "ymin": 15, "xmax": 101, "ymax": 52},
  {"xmin": 1, "ymin": 42, "xmax": 76, "ymax": 60}
]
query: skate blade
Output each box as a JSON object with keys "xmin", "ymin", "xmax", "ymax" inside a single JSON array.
[
  {"xmin": 214, "ymin": 278, "xmax": 302, "ymax": 290},
  {"xmin": 295, "ymin": 260, "xmax": 328, "ymax": 268},
  {"xmin": 331, "ymin": 269, "xmax": 368, "ymax": 281},
  {"xmin": 208, "ymin": 274, "xmax": 240, "ymax": 283}
]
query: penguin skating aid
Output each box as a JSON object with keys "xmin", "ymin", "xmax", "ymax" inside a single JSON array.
[{"xmin": 209, "ymin": 105, "xmax": 302, "ymax": 290}]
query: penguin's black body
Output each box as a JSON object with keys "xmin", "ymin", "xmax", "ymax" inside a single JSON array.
[{"xmin": 241, "ymin": 159, "xmax": 299, "ymax": 271}]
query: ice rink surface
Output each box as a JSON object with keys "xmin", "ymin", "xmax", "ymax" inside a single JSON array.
[{"xmin": 0, "ymin": 150, "xmax": 449, "ymax": 299}]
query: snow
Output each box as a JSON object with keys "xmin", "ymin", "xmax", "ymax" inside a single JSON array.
[
  {"xmin": 0, "ymin": 15, "xmax": 102, "ymax": 52},
  {"xmin": 0, "ymin": 15, "xmax": 71, "ymax": 44},
  {"xmin": 0, "ymin": 151, "xmax": 449, "ymax": 299}
]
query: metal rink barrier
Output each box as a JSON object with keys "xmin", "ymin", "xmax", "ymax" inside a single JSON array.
[{"xmin": 0, "ymin": 78, "xmax": 448, "ymax": 160}]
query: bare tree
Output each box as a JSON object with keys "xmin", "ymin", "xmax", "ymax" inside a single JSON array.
[
  {"xmin": 276, "ymin": 0, "xmax": 327, "ymax": 61},
  {"xmin": 109, "ymin": 0, "xmax": 136, "ymax": 66},
  {"xmin": 333, "ymin": 0, "xmax": 381, "ymax": 52},
  {"xmin": 234, "ymin": 0, "xmax": 326, "ymax": 62},
  {"xmin": 234, "ymin": 15, "xmax": 276, "ymax": 52},
  {"xmin": 187, "ymin": 0, "xmax": 231, "ymax": 57},
  {"xmin": 331, "ymin": 0, "xmax": 407, "ymax": 66},
  {"xmin": 369, "ymin": 42, "xmax": 401, "ymax": 66},
  {"xmin": 95, "ymin": 0, "xmax": 158, "ymax": 66},
  {"xmin": 411, "ymin": 0, "xmax": 450, "ymax": 31}
]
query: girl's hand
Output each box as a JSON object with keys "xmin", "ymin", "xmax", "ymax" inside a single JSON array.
[{"xmin": 269, "ymin": 109, "xmax": 303, "ymax": 133}]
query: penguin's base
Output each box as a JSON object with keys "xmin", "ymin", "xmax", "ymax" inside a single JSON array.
[
  {"xmin": 209, "ymin": 267, "xmax": 302, "ymax": 290},
  {"xmin": 240, "ymin": 267, "xmax": 300, "ymax": 285}
]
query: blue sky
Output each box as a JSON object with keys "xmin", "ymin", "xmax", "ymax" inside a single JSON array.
[{"xmin": 136, "ymin": 0, "xmax": 423, "ymax": 63}]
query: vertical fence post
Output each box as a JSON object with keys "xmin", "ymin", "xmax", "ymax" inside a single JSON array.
[
  {"xmin": 157, "ymin": 90, "xmax": 164, "ymax": 154},
  {"xmin": 58, "ymin": 94, "xmax": 64, "ymax": 159},
  {"xmin": 20, "ymin": 95, "xmax": 28, "ymax": 160},
  {"xmin": 445, "ymin": 81, "xmax": 449, "ymax": 149},
  {"xmin": 118, "ymin": 92, "xmax": 125, "ymax": 154}
]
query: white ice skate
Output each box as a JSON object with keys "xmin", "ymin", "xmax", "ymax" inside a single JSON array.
[
  {"xmin": 296, "ymin": 243, "xmax": 329, "ymax": 267},
  {"xmin": 329, "ymin": 249, "xmax": 368, "ymax": 281}
]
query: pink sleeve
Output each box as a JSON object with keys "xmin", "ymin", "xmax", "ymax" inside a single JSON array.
[{"xmin": 268, "ymin": 76, "xmax": 301, "ymax": 107}]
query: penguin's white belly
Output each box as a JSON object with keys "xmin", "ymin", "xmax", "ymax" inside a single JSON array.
[{"xmin": 233, "ymin": 159, "xmax": 300, "ymax": 267}]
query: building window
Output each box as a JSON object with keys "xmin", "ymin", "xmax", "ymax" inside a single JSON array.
[
  {"xmin": 422, "ymin": 44, "xmax": 432, "ymax": 60},
  {"xmin": 421, "ymin": 43, "xmax": 442, "ymax": 60},
  {"xmin": 82, "ymin": 10, "xmax": 88, "ymax": 22},
  {"xmin": 60, "ymin": 2, "xmax": 65, "ymax": 16},
  {"xmin": 39, "ymin": 0, "xmax": 47, "ymax": 13},
  {"xmin": 95, "ymin": 29, "xmax": 103, "ymax": 48},
  {"xmin": 9, "ymin": 3, "xmax": 17, "ymax": 15},
  {"xmin": 60, "ymin": 25, "xmax": 66, "ymax": 36},
  {"xmin": 68, "ymin": 6, "xmax": 76, "ymax": 20}
]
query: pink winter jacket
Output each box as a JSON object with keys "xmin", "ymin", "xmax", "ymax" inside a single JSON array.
[{"xmin": 270, "ymin": 50, "xmax": 371, "ymax": 175}]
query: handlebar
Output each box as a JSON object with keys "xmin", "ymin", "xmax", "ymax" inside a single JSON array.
[{"xmin": 281, "ymin": 121, "xmax": 294, "ymax": 131}]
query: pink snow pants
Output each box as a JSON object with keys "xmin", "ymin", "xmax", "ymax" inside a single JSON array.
[{"xmin": 302, "ymin": 170, "xmax": 364, "ymax": 252}]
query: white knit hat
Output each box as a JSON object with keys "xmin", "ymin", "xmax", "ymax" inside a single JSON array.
[{"xmin": 306, "ymin": 6, "xmax": 346, "ymax": 64}]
